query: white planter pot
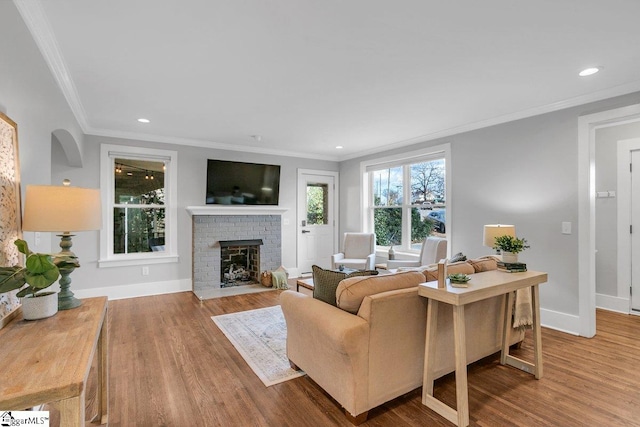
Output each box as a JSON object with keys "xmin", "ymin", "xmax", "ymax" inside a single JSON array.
[
  {"xmin": 21, "ymin": 292, "xmax": 58, "ymax": 320},
  {"xmin": 502, "ymin": 252, "xmax": 518, "ymax": 263}
]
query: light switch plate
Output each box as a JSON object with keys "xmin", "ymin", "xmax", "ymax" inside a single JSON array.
[{"xmin": 562, "ymin": 222, "xmax": 572, "ymax": 235}]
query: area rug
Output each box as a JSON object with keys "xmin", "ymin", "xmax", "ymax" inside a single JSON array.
[{"xmin": 212, "ymin": 305, "xmax": 306, "ymax": 386}]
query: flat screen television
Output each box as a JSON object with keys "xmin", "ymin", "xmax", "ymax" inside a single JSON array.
[{"xmin": 206, "ymin": 159, "xmax": 281, "ymax": 205}]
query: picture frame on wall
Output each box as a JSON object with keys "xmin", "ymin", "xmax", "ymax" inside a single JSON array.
[{"xmin": 0, "ymin": 112, "xmax": 23, "ymax": 329}]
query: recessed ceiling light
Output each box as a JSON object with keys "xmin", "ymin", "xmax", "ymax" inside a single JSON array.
[
  {"xmin": 579, "ymin": 67, "xmax": 600, "ymax": 77},
  {"xmin": 336, "ymin": 145, "xmax": 343, "ymax": 149},
  {"xmin": 138, "ymin": 118, "xmax": 150, "ymax": 123}
]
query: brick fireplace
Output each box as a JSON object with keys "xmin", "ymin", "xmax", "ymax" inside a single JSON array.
[{"xmin": 188, "ymin": 207, "xmax": 285, "ymax": 297}]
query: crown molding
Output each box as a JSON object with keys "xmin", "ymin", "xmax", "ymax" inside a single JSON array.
[
  {"xmin": 339, "ymin": 79, "xmax": 640, "ymax": 161},
  {"xmin": 86, "ymin": 127, "xmax": 341, "ymax": 161},
  {"xmin": 14, "ymin": 0, "xmax": 640, "ymax": 163},
  {"xmin": 14, "ymin": 0, "xmax": 90, "ymax": 132}
]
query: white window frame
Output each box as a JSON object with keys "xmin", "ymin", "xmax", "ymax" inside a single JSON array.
[
  {"xmin": 360, "ymin": 143, "xmax": 451, "ymax": 256},
  {"xmin": 99, "ymin": 144, "xmax": 179, "ymax": 267}
]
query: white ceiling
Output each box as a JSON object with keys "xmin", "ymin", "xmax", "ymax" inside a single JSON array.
[{"xmin": 16, "ymin": 0, "xmax": 640, "ymax": 161}]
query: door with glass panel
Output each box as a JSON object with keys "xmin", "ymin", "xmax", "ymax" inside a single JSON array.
[{"xmin": 297, "ymin": 171, "xmax": 337, "ymax": 275}]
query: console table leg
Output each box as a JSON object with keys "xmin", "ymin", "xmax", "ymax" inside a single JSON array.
[
  {"xmin": 423, "ymin": 298, "xmax": 439, "ymax": 399},
  {"xmin": 532, "ymin": 285, "xmax": 543, "ymax": 379},
  {"xmin": 453, "ymin": 304, "xmax": 470, "ymax": 427},
  {"xmin": 500, "ymin": 291, "xmax": 514, "ymax": 365},
  {"xmin": 56, "ymin": 392, "xmax": 84, "ymax": 427}
]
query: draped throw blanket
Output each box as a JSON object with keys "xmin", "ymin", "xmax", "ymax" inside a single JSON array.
[
  {"xmin": 271, "ymin": 270, "xmax": 289, "ymax": 289},
  {"xmin": 513, "ymin": 288, "xmax": 533, "ymax": 330}
]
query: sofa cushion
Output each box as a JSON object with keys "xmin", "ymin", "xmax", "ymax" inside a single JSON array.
[
  {"xmin": 467, "ymin": 256, "xmax": 499, "ymax": 273},
  {"xmin": 421, "ymin": 261, "xmax": 474, "ymax": 282},
  {"xmin": 336, "ymin": 271, "xmax": 424, "ymax": 314},
  {"xmin": 312, "ymin": 265, "xmax": 378, "ymax": 306}
]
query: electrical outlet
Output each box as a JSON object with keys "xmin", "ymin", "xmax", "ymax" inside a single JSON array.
[{"xmin": 142, "ymin": 266, "xmax": 149, "ymax": 276}]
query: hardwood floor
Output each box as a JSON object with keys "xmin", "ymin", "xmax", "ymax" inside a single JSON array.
[{"xmin": 94, "ymin": 290, "xmax": 640, "ymax": 426}]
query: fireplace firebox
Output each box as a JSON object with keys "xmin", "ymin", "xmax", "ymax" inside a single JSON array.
[{"xmin": 219, "ymin": 239, "xmax": 263, "ymax": 287}]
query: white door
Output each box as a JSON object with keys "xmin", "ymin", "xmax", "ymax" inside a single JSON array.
[
  {"xmin": 632, "ymin": 150, "xmax": 640, "ymax": 311},
  {"xmin": 297, "ymin": 170, "xmax": 337, "ymax": 275}
]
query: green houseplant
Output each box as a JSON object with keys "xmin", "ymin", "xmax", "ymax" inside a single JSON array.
[
  {"xmin": 492, "ymin": 235, "xmax": 529, "ymax": 263},
  {"xmin": 0, "ymin": 239, "xmax": 78, "ymax": 319}
]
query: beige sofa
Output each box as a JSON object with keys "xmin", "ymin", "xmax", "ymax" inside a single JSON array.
[{"xmin": 280, "ymin": 268, "xmax": 524, "ymax": 425}]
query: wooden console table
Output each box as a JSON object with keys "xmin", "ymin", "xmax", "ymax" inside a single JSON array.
[
  {"xmin": 418, "ymin": 270, "xmax": 547, "ymax": 427},
  {"xmin": 0, "ymin": 296, "xmax": 108, "ymax": 426}
]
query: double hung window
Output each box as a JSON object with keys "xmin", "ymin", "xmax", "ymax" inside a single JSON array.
[
  {"xmin": 364, "ymin": 145, "xmax": 449, "ymax": 253},
  {"xmin": 99, "ymin": 144, "xmax": 178, "ymax": 267}
]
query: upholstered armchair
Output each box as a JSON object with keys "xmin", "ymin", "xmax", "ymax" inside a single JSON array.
[
  {"xmin": 386, "ymin": 236, "xmax": 447, "ymax": 269},
  {"xmin": 331, "ymin": 232, "xmax": 376, "ymax": 270}
]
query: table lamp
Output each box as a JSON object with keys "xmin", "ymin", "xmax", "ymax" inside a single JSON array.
[
  {"xmin": 483, "ymin": 224, "xmax": 515, "ymax": 252},
  {"xmin": 21, "ymin": 180, "xmax": 101, "ymax": 310}
]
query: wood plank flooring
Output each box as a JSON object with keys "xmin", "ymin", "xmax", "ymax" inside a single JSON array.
[{"xmin": 89, "ymin": 290, "xmax": 640, "ymax": 426}]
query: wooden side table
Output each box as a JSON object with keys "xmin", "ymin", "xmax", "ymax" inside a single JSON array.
[
  {"xmin": 0, "ymin": 296, "xmax": 109, "ymax": 426},
  {"xmin": 296, "ymin": 277, "xmax": 314, "ymax": 292},
  {"xmin": 418, "ymin": 270, "xmax": 547, "ymax": 427}
]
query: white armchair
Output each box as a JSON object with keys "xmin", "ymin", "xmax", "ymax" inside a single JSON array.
[
  {"xmin": 386, "ymin": 236, "xmax": 447, "ymax": 269},
  {"xmin": 331, "ymin": 232, "xmax": 376, "ymax": 271}
]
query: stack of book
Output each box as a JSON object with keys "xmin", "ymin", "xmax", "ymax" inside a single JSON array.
[{"xmin": 497, "ymin": 261, "xmax": 527, "ymax": 272}]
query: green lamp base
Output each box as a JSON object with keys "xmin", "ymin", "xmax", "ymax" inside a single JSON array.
[
  {"xmin": 58, "ymin": 293, "xmax": 82, "ymax": 310},
  {"xmin": 56, "ymin": 234, "xmax": 82, "ymax": 310}
]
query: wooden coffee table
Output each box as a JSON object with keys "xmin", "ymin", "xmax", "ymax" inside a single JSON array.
[{"xmin": 296, "ymin": 277, "xmax": 314, "ymax": 292}]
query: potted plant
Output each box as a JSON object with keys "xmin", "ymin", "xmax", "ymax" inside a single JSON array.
[
  {"xmin": 0, "ymin": 239, "xmax": 78, "ymax": 320},
  {"xmin": 492, "ymin": 235, "xmax": 530, "ymax": 263}
]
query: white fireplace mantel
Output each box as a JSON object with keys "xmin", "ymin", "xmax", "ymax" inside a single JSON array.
[{"xmin": 186, "ymin": 206, "xmax": 288, "ymax": 216}]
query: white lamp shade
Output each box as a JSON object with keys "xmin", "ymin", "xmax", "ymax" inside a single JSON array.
[
  {"xmin": 22, "ymin": 185, "xmax": 102, "ymax": 232},
  {"xmin": 483, "ymin": 224, "xmax": 515, "ymax": 247}
]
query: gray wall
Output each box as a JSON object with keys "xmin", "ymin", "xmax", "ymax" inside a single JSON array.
[
  {"xmin": 594, "ymin": 122, "xmax": 640, "ymax": 297},
  {"xmin": 51, "ymin": 135, "xmax": 338, "ymax": 293},
  {"xmin": 340, "ymin": 92, "xmax": 640, "ymax": 324},
  {"xmin": 0, "ymin": 1, "xmax": 83, "ymax": 250},
  {"xmin": 4, "ymin": 0, "xmax": 338, "ymax": 296}
]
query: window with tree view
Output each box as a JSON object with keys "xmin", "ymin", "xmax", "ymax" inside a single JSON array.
[
  {"xmin": 113, "ymin": 158, "xmax": 166, "ymax": 254},
  {"xmin": 370, "ymin": 157, "xmax": 445, "ymax": 252}
]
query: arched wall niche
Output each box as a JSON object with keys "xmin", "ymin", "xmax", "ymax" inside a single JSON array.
[{"xmin": 52, "ymin": 128, "xmax": 82, "ymax": 167}]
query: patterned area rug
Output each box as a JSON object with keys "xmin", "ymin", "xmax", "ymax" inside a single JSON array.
[{"xmin": 212, "ymin": 305, "xmax": 306, "ymax": 386}]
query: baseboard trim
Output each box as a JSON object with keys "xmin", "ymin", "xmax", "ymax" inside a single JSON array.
[
  {"xmin": 596, "ymin": 293, "xmax": 630, "ymax": 314},
  {"xmin": 73, "ymin": 279, "xmax": 192, "ymax": 301},
  {"xmin": 540, "ymin": 308, "xmax": 580, "ymax": 336}
]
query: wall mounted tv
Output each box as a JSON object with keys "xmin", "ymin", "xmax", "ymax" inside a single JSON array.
[{"xmin": 206, "ymin": 159, "xmax": 281, "ymax": 205}]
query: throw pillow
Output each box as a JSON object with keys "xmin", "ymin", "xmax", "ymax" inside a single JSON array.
[
  {"xmin": 421, "ymin": 261, "xmax": 474, "ymax": 282},
  {"xmin": 336, "ymin": 271, "xmax": 424, "ymax": 314},
  {"xmin": 467, "ymin": 256, "xmax": 498, "ymax": 273},
  {"xmin": 311, "ymin": 265, "xmax": 378, "ymax": 306},
  {"xmin": 449, "ymin": 252, "xmax": 467, "ymax": 263}
]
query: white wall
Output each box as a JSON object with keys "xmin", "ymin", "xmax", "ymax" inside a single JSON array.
[
  {"xmin": 340, "ymin": 92, "xmax": 640, "ymax": 334},
  {"xmin": 51, "ymin": 135, "xmax": 338, "ymax": 298},
  {"xmin": 0, "ymin": 1, "xmax": 83, "ymax": 251},
  {"xmin": 594, "ymin": 121, "xmax": 640, "ymax": 310}
]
